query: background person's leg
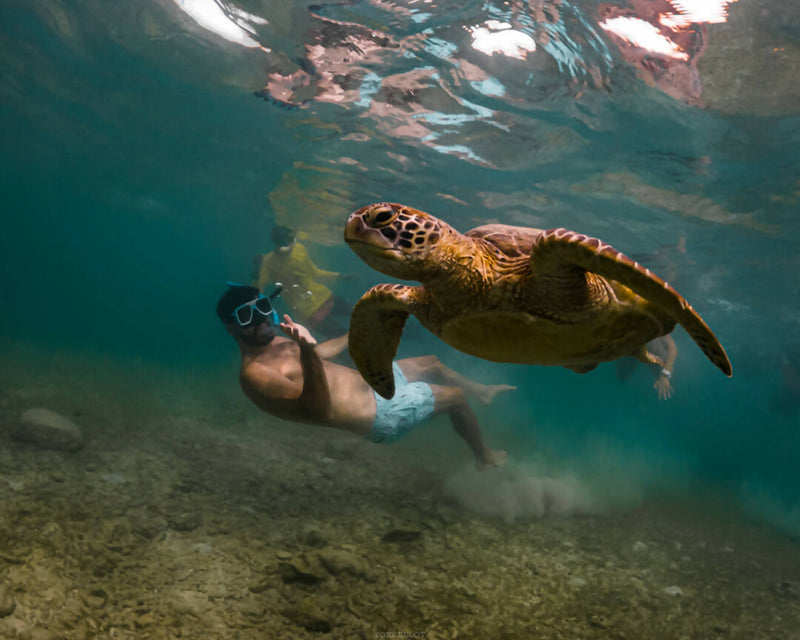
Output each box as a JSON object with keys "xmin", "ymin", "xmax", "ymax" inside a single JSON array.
[{"xmin": 397, "ymin": 355, "xmax": 514, "ymax": 404}]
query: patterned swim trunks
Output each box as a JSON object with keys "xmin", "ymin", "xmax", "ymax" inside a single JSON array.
[{"xmin": 366, "ymin": 363, "xmax": 436, "ymax": 443}]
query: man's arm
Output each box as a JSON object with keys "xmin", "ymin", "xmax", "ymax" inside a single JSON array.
[
  {"xmin": 315, "ymin": 333, "xmax": 348, "ymax": 360},
  {"xmin": 280, "ymin": 315, "xmax": 332, "ymax": 420},
  {"xmin": 297, "ymin": 243, "xmax": 341, "ymax": 280},
  {"xmin": 662, "ymin": 334, "xmax": 678, "ymax": 371},
  {"xmin": 654, "ymin": 334, "xmax": 678, "ymax": 400}
]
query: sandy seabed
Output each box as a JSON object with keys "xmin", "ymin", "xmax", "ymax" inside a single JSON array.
[{"xmin": 1, "ymin": 343, "xmax": 799, "ymax": 640}]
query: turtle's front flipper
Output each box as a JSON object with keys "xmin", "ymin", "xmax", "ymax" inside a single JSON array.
[
  {"xmin": 349, "ymin": 284, "xmax": 426, "ymax": 399},
  {"xmin": 532, "ymin": 228, "xmax": 732, "ymax": 377}
]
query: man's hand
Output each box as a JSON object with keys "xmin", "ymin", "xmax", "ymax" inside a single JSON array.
[
  {"xmin": 654, "ymin": 375, "xmax": 673, "ymax": 400},
  {"xmin": 280, "ymin": 314, "xmax": 317, "ymax": 346}
]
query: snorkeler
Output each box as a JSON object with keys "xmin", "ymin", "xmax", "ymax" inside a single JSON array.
[
  {"xmin": 217, "ymin": 283, "xmax": 513, "ymax": 468},
  {"xmin": 252, "ymin": 225, "xmax": 353, "ymax": 337}
]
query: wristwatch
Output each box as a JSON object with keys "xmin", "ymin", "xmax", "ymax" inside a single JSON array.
[{"xmin": 660, "ymin": 368, "xmax": 672, "ymax": 378}]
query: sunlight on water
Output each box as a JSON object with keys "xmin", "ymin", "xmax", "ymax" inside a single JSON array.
[{"xmin": 174, "ymin": 0, "xmax": 269, "ymax": 49}]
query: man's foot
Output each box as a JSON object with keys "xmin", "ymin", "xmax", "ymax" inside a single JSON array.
[
  {"xmin": 476, "ymin": 448, "xmax": 507, "ymax": 470},
  {"xmin": 470, "ymin": 383, "xmax": 516, "ymax": 405}
]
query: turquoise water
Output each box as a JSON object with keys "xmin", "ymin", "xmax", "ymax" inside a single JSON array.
[{"xmin": 1, "ymin": 0, "xmax": 799, "ymax": 535}]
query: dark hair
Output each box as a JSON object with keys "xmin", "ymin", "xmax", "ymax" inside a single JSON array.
[
  {"xmin": 271, "ymin": 225, "xmax": 295, "ymax": 248},
  {"xmin": 216, "ymin": 284, "xmax": 260, "ymax": 324}
]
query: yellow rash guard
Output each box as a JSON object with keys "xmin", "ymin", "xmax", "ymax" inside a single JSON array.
[{"xmin": 254, "ymin": 243, "xmax": 338, "ymax": 319}]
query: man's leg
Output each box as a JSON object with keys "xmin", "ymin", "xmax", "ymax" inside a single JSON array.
[
  {"xmin": 429, "ymin": 384, "xmax": 506, "ymax": 469},
  {"xmin": 397, "ymin": 355, "xmax": 515, "ymax": 404}
]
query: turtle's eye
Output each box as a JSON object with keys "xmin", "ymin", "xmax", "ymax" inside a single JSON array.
[{"xmin": 370, "ymin": 207, "xmax": 396, "ymax": 227}]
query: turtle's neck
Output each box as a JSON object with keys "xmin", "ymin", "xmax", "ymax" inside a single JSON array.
[{"xmin": 423, "ymin": 229, "xmax": 492, "ymax": 303}]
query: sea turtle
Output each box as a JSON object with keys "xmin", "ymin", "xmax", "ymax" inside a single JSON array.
[{"xmin": 344, "ymin": 202, "xmax": 732, "ymax": 399}]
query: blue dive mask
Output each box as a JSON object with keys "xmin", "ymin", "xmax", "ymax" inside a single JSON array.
[{"xmin": 227, "ymin": 282, "xmax": 283, "ymax": 327}]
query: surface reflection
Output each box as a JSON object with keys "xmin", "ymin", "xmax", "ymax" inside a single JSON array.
[
  {"xmin": 173, "ymin": 0, "xmax": 269, "ymax": 50},
  {"xmin": 599, "ymin": 0, "xmax": 739, "ymax": 105},
  {"xmin": 469, "ymin": 19, "xmax": 537, "ymax": 59},
  {"xmin": 255, "ymin": 0, "xmax": 610, "ymax": 167}
]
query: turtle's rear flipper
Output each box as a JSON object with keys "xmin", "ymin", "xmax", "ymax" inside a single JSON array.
[
  {"xmin": 349, "ymin": 284, "xmax": 423, "ymax": 399},
  {"xmin": 532, "ymin": 228, "xmax": 732, "ymax": 377}
]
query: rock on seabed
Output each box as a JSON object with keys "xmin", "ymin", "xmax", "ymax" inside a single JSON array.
[
  {"xmin": 12, "ymin": 408, "xmax": 84, "ymax": 452},
  {"xmin": 0, "ymin": 584, "xmax": 16, "ymax": 618}
]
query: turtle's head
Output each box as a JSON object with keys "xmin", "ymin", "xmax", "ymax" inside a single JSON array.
[{"xmin": 345, "ymin": 202, "xmax": 453, "ymax": 280}]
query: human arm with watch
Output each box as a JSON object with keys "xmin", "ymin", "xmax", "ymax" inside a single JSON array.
[{"xmin": 653, "ymin": 334, "xmax": 678, "ymax": 400}]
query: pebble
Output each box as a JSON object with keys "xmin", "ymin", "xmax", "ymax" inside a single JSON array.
[
  {"xmin": 283, "ymin": 600, "xmax": 332, "ymax": 633},
  {"xmin": 0, "ymin": 583, "xmax": 16, "ymax": 617},
  {"xmin": 589, "ymin": 614, "xmax": 610, "ymax": 629},
  {"xmin": 167, "ymin": 511, "xmax": 201, "ymax": 532},
  {"xmin": 382, "ymin": 529, "xmax": 423, "ymax": 543},
  {"xmin": 300, "ymin": 524, "xmax": 327, "ymax": 547},
  {"xmin": 777, "ymin": 581, "xmax": 800, "ymax": 599},
  {"xmin": 664, "ymin": 585, "xmax": 684, "ymax": 597},
  {"xmin": 135, "ymin": 613, "xmax": 157, "ymax": 628},
  {"xmin": 7, "ymin": 479, "xmax": 24, "ymax": 491},
  {"xmin": 240, "ymin": 598, "xmax": 265, "ymax": 619},
  {"xmin": 632, "ymin": 541, "xmax": 647, "ymax": 553},
  {"xmin": 127, "ymin": 509, "xmax": 167, "ymax": 540},
  {"xmin": 101, "ymin": 473, "xmax": 127, "ymax": 485},
  {"xmin": 12, "ymin": 408, "xmax": 84, "ymax": 452},
  {"xmin": 248, "ymin": 580, "xmax": 270, "ymax": 594},
  {"xmin": 317, "ymin": 548, "xmax": 367, "ymax": 577},
  {"xmin": 279, "ymin": 554, "xmax": 326, "ymax": 584},
  {"xmin": 83, "ymin": 589, "xmax": 108, "ymax": 609}
]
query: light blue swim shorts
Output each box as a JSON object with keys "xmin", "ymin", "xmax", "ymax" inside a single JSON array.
[{"xmin": 366, "ymin": 363, "xmax": 436, "ymax": 443}]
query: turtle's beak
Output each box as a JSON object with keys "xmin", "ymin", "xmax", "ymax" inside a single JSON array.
[
  {"xmin": 344, "ymin": 211, "xmax": 394, "ymax": 250},
  {"xmin": 345, "ymin": 209, "xmax": 405, "ymax": 280},
  {"xmin": 344, "ymin": 212, "xmax": 368, "ymax": 244}
]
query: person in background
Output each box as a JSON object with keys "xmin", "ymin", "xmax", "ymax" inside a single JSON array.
[
  {"xmin": 253, "ymin": 225, "xmax": 353, "ymax": 337},
  {"xmin": 618, "ymin": 235, "xmax": 685, "ymax": 400},
  {"xmin": 217, "ymin": 283, "xmax": 513, "ymax": 469},
  {"xmin": 615, "ymin": 334, "xmax": 679, "ymax": 400}
]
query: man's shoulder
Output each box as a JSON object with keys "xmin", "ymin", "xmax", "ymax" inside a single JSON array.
[
  {"xmin": 239, "ymin": 358, "xmax": 291, "ymax": 400},
  {"xmin": 241, "ymin": 342, "xmax": 298, "ymax": 379},
  {"xmin": 291, "ymin": 242, "xmax": 310, "ymax": 258},
  {"xmin": 240, "ymin": 359, "xmax": 269, "ymax": 385}
]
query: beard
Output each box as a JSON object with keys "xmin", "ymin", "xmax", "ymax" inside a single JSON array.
[{"xmin": 238, "ymin": 322, "xmax": 277, "ymax": 346}]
